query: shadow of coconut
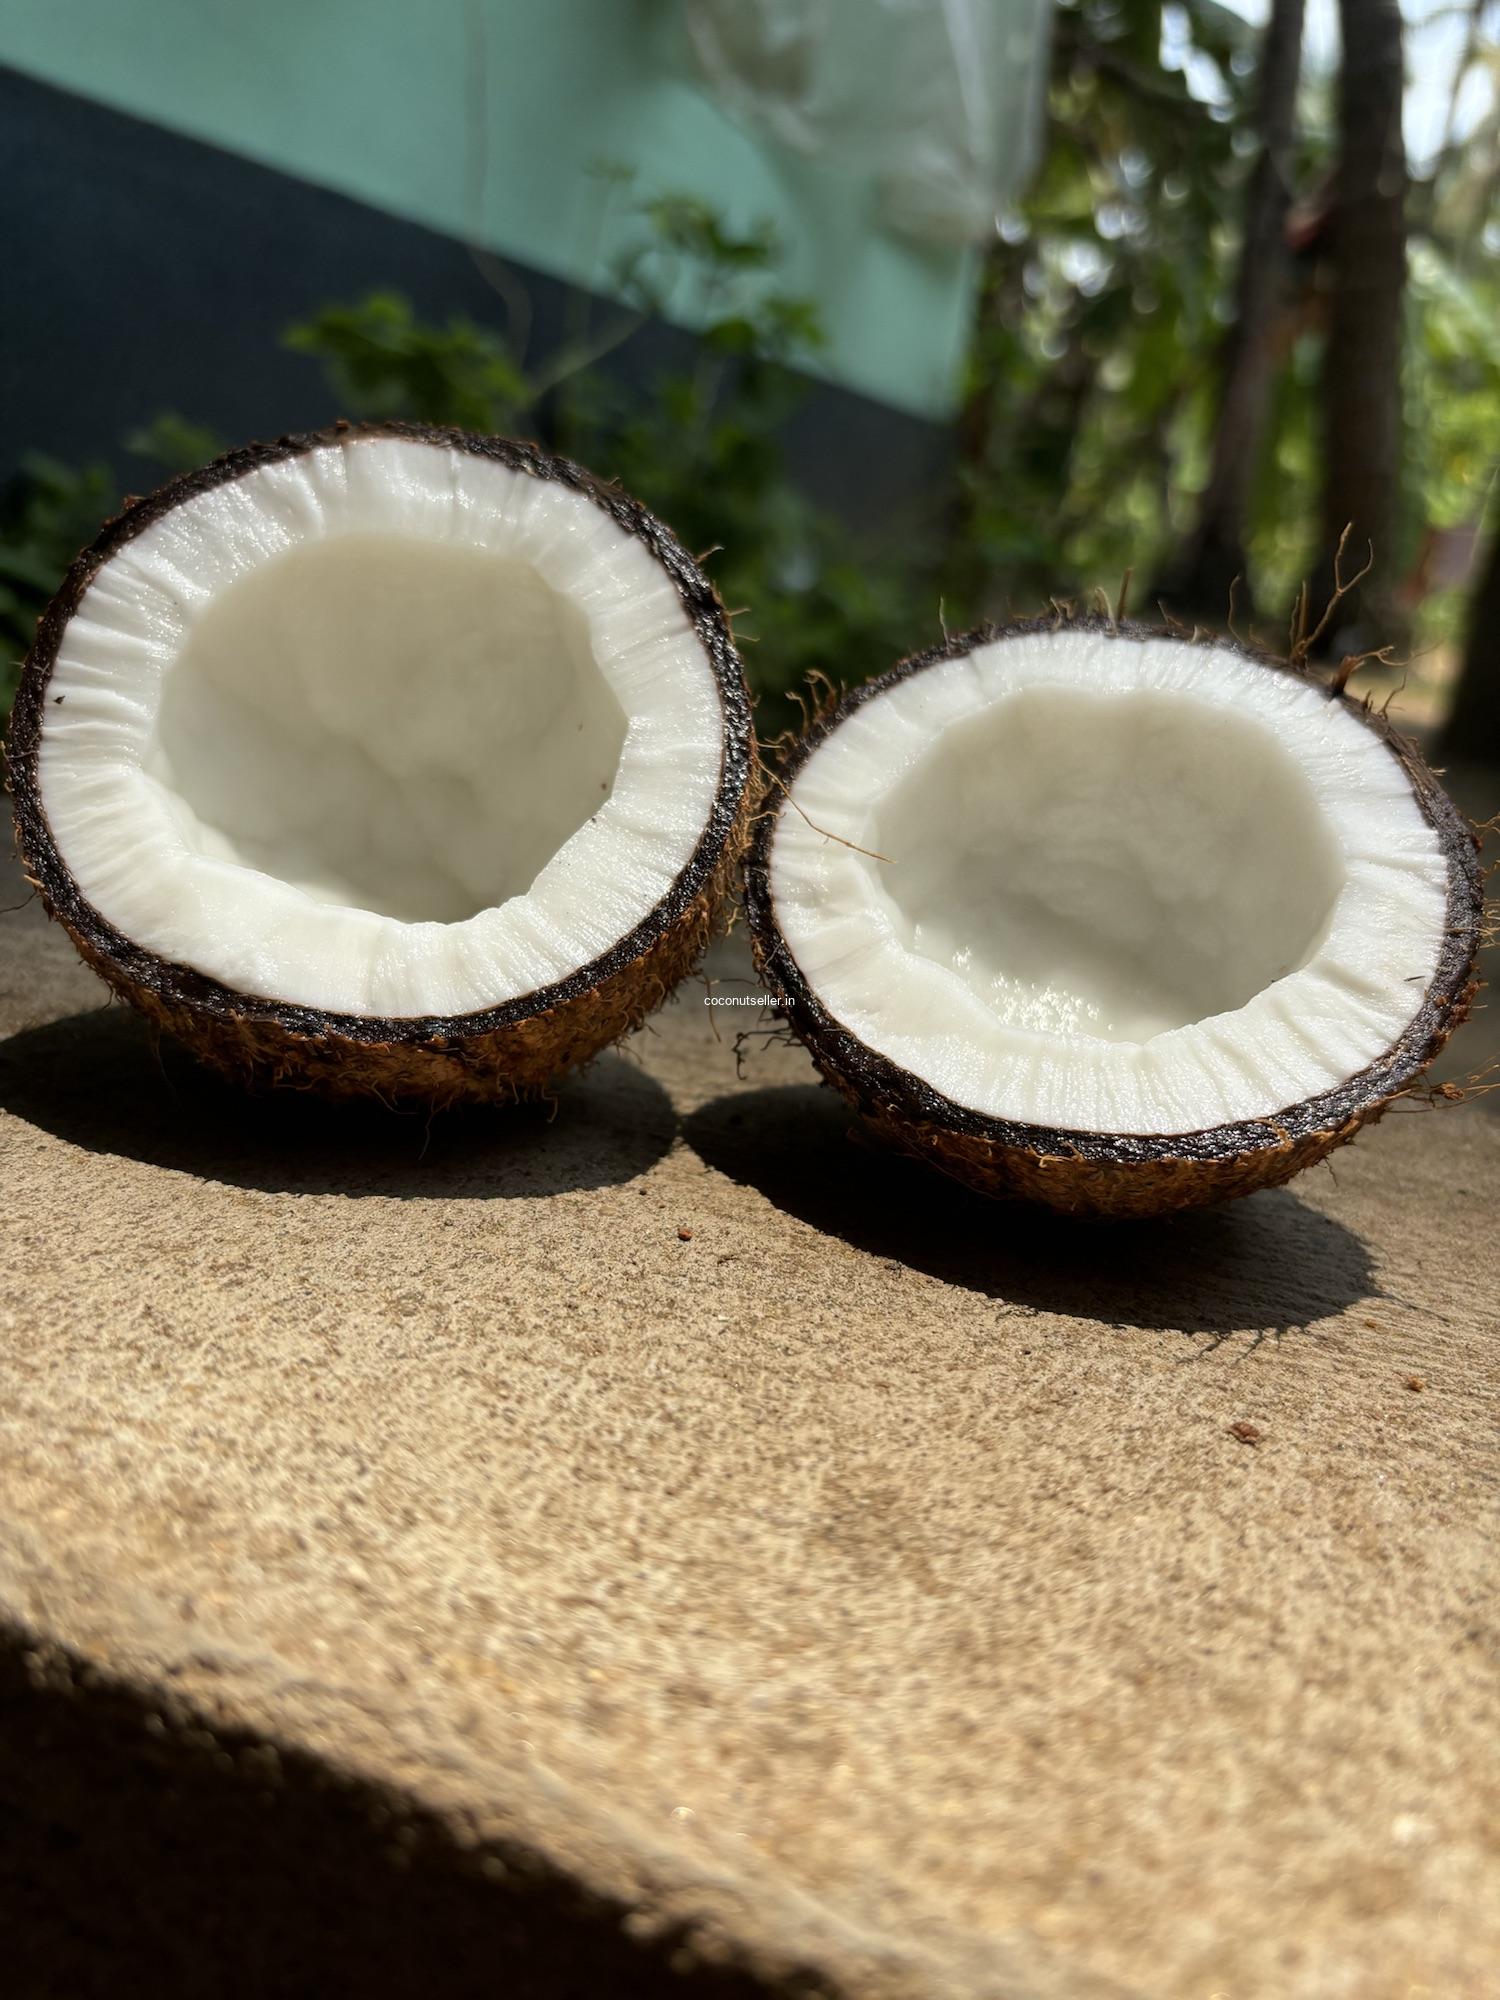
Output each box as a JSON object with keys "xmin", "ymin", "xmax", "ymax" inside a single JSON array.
[
  {"xmin": 0, "ymin": 1006, "xmax": 674, "ymax": 1199},
  {"xmin": 0, "ymin": 1632, "xmax": 776, "ymax": 2000},
  {"xmin": 685, "ymin": 1083, "xmax": 1378, "ymax": 1343}
]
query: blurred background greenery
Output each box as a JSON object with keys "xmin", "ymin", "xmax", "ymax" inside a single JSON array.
[{"xmin": 2, "ymin": 0, "xmax": 1498, "ymax": 752}]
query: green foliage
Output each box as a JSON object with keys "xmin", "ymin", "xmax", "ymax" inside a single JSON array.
[
  {"xmin": 953, "ymin": 0, "xmax": 1500, "ymax": 670},
  {"xmin": 286, "ymin": 294, "xmax": 529, "ymax": 433},
  {"xmin": 1402, "ymin": 240, "xmax": 1500, "ymax": 647},
  {"xmin": 122, "ymin": 412, "xmax": 226, "ymax": 476},
  {"xmin": 948, "ymin": 0, "xmax": 1264, "ymax": 615}
]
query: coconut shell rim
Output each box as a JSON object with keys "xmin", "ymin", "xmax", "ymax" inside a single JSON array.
[
  {"xmin": 8, "ymin": 420, "xmax": 755, "ymax": 1048},
  {"xmin": 745, "ymin": 612, "xmax": 1485, "ymax": 1169}
]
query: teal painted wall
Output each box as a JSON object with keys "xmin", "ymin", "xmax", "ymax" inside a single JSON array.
[{"xmin": 0, "ymin": 0, "xmax": 981, "ymax": 418}]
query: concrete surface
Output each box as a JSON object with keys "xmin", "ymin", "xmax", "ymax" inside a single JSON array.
[{"xmin": 1, "ymin": 862, "xmax": 1497, "ymax": 1999}]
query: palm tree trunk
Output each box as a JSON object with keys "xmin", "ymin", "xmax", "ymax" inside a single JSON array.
[
  {"xmin": 1311, "ymin": 0, "xmax": 1408, "ymax": 653},
  {"xmin": 1156, "ymin": 0, "xmax": 1305, "ymax": 624},
  {"xmin": 1441, "ymin": 504, "xmax": 1500, "ymax": 765}
]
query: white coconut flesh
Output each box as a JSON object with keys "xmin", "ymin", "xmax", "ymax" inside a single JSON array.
[
  {"xmin": 37, "ymin": 437, "xmax": 727, "ymax": 1018},
  {"xmin": 770, "ymin": 630, "xmax": 1451, "ymax": 1138}
]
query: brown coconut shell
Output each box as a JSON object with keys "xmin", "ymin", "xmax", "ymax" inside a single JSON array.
[
  {"xmin": 8, "ymin": 422, "xmax": 755, "ymax": 1105},
  {"xmin": 745, "ymin": 615, "xmax": 1485, "ymax": 1220}
]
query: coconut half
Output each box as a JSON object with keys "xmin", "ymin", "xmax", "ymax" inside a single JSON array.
[
  {"xmin": 747, "ymin": 617, "xmax": 1483, "ymax": 1218},
  {"xmin": 10, "ymin": 423, "xmax": 753, "ymax": 1101}
]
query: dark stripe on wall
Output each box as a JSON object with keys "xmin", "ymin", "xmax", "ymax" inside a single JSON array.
[{"xmin": 0, "ymin": 65, "xmax": 949, "ymax": 534}]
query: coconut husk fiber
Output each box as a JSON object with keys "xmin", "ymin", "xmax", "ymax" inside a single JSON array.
[{"xmin": 1, "ymin": 852, "xmax": 1497, "ymax": 2000}]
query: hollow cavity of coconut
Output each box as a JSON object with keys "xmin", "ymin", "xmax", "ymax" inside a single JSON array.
[
  {"xmin": 747, "ymin": 617, "xmax": 1482, "ymax": 1219},
  {"xmin": 10, "ymin": 423, "xmax": 753, "ymax": 1103}
]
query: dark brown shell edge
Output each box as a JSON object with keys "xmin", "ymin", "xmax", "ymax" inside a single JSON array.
[
  {"xmin": 744, "ymin": 613, "xmax": 1484, "ymax": 1219},
  {"xmin": 8, "ymin": 421, "xmax": 755, "ymax": 1104}
]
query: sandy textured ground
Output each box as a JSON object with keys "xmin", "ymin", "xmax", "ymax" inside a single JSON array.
[{"xmin": 1, "ymin": 857, "xmax": 1497, "ymax": 1999}]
